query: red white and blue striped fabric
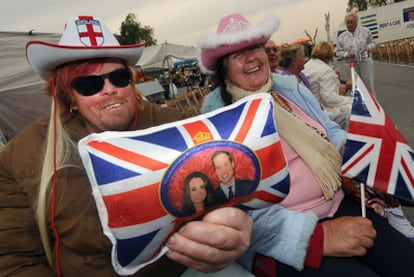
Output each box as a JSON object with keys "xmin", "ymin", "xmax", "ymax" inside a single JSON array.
[{"xmin": 78, "ymin": 93, "xmax": 290, "ymax": 274}]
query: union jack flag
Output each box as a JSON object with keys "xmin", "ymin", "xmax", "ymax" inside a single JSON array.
[
  {"xmin": 78, "ymin": 93, "xmax": 290, "ymax": 275},
  {"xmin": 341, "ymin": 72, "xmax": 414, "ymax": 202}
]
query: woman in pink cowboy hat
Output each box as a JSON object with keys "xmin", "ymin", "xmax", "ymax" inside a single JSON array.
[
  {"xmin": 0, "ymin": 15, "xmax": 253, "ymax": 276},
  {"xmin": 198, "ymin": 12, "xmax": 414, "ymax": 277}
]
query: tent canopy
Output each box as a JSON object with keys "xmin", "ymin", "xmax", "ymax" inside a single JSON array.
[
  {"xmin": 137, "ymin": 42, "xmax": 198, "ymax": 69},
  {"xmin": 174, "ymin": 59, "xmax": 196, "ymax": 68},
  {"xmin": 0, "ymin": 32, "xmax": 59, "ymax": 141}
]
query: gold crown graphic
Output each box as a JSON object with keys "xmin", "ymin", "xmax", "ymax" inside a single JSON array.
[{"xmin": 193, "ymin": 131, "xmax": 212, "ymax": 144}]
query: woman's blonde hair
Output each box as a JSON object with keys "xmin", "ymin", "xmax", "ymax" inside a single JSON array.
[
  {"xmin": 311, "ymin": 41, "xmax": 334, "ymax": 62},
  {"xmin": 36, "ymin": 59, "xmax": 139, "ymax": 267}
]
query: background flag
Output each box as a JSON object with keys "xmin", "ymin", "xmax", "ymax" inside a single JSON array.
[
  {"xmin": 78, "ymin": 93, "xmax": 290, "ymax": 275},
  {"xmin": 341, "ymin": 72, "xmax": 414, "ymax": 202}
]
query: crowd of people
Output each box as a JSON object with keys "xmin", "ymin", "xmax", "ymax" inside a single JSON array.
[{"xmin": 1, "ymin": 11, "xmax": 413, "ymax": 277}]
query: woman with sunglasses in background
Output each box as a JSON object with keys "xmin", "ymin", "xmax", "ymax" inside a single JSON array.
[
  {"xmin": 264, "ymin": 39, "xmax": 282, "ymax": 73},
  {"xmin": 0, "ymin": 16, "xmax": 253, "ymax": 276}
]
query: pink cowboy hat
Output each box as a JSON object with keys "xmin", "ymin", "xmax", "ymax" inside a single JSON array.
[
  {"xmin": 197, "ymin": 13, "xmax": 279, "ymax": 74},
  {"xmin": 26, "ymin": 15, "xmax": 145, "ymax": 80}
]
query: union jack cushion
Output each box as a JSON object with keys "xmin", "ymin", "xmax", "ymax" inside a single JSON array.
[{"xmin": 78, "ymin": 93, "xmax": 290, "ymax": 274}]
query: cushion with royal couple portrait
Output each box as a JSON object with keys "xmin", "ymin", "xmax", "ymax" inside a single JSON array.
[{"xmin": 78, "ymin": 92, "xmax": 290, "ymax": 275}]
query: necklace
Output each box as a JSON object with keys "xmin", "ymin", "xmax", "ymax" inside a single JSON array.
[
  {"xmin": 271, "ymin": 92, "xmax": 292, "ymax": 113},
  {"xmin": 271, "ymin": 92, "xmax": 329, "ymax": 142}
]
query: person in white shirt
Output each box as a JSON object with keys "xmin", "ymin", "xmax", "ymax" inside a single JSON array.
[
  {"xmin": 335, "ymin": 12, "xmax": 376, "ymax": 95},
  {"xmin": 303, "ymin": 41, "xmax": 352, "ymax": 129}
]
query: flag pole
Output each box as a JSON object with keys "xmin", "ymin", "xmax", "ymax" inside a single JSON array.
[
  {"xmin": 350, "ymin": 62, "xmax": 366, "ymax": 217},
  {"xmin": 350, "ymin": 62, "xmax": 355, "ymax": 96},
  {"xmin": 360, "ymin": 183, "xmax": 366, "ymax": 217}
]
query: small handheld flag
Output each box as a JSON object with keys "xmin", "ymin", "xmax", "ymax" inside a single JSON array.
[{"xmin": 341, "ymin": 69, "xmax": 414, "ymax": 206}]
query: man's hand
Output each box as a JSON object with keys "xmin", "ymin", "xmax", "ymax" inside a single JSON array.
[
  {"xmin": 339, "ymin": 84, "xmax": 347, "ymax": 96},
  {"xmin": 166, "ymin": 207, "xmax": 252, "ymax": 273},
  {"xmin": 322, "ymin": 216, "xmax": 376, "ymax": 257}
]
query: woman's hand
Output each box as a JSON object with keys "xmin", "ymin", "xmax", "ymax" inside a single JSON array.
[
  {"xmin": 166, "ymin": 207, "xmax": 252, "ymax": 273},
  {"xmin": 322, "ymin": 216, "xmax": 376, "ymax": 257}
]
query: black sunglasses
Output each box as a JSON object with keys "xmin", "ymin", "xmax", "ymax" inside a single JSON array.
[{"xmin": 71, "ymin": 68, "xmax": 132, "ymax": 96}]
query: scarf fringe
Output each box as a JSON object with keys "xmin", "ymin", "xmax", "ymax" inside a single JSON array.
[
  {"xmin": 313, "ymin": 145, "xmax": 342, "ymax": 199},
  {"xmin": 273, "ymin": 99, "xmax": 342, "ymax": 200}
]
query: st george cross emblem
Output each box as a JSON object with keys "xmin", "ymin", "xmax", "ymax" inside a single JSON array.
[{"xmin": 75, "ymin": 17, "xmax": 104, "ymax": 46}]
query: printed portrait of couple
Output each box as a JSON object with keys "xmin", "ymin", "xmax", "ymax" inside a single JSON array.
[{"xmin": 160, "ymin": 141, "xmax": 261, "ymax": 217}]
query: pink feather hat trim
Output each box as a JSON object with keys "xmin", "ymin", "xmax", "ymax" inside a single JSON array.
[{"xmin": 197, "ymin": 13, "xmax": 279, "ymax": 74}]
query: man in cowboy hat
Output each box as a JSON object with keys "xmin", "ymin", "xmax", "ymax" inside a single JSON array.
[{"xmin": 0, "ymin": 15, "xmax": 252, "ymax": 276}]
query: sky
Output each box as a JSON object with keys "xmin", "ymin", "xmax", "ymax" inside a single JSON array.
[{"xmin": 1, "ymin": 0, "xmax": 349, "ymax": 46}]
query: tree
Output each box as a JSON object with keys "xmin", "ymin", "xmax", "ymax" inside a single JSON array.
[
  {"xmin": 347, "ymin": 0, "xmax": 368, "ymax": 11},
  {"xmin": 347, "ymin": 0, "xmax": 388, "ymax": 11},
  {"xmin": 114, "ymin": 13, "xmax": 157, "ymax": 46},
  {"xmin": 369, "ymin": 0, "xmax": 388, "ymax": 7}
]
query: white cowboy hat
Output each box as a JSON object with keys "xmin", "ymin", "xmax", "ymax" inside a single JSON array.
[
  {"xmin": 26, "ymin": 15, "xmax": 145, "ymax": 80},
  {"xmin": 197, "ymin": 13, "xmax": 279, "ymax": 74}
]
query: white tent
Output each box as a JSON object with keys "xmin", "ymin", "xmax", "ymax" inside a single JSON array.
[
  {"xmin": 0, "ymin": 31, "xmax": 59, "ymax": 141},
  {"xmin": 137, "ymin": 42, "xmax": 198, "ymax": 69}
]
